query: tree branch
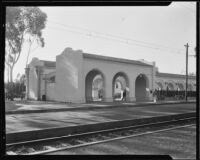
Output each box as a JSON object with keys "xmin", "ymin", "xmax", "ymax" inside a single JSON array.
[
  {"xmin": 13, "ymin": 51, "xmax": 17, "ymax": 63},
  {"xmin": 25, "ymin": 35, "xmax": 34, "ymax": 67},
  {"xmin": 13, "ymin": 33, "xmax": 24, "ymax": 65},
  {"xmin": 5, "ymin": 60, "xmax": 11, "ymax": 68},
  {"xmin": 5, "ymin": 40, "xmax": 14, "ymax": 68},
  {"xmin": 7, "ymin": 39, "xmax": 15, "ymax": 54}
]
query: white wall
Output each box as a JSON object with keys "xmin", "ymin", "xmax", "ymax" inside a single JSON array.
[
  {"xmin": 46, "ymin": 83, "xmax": 56, "ymax": 101},
  {"xmin": 28, "ymin": 58, "xmax": 42, "ymax": 100},
  {"xmin": 28, "ymin": 67, "xmax": 38, "ymax": 100},
  {"xmin": 28, "ymin": 49, "xmax": 196, "ymax": 103},
  {"xmin": 40, "ymin": 68, "xmax": 56, "ymax": 100},
  {"xmin": 27, "ymin": 49, "xmax": 196, "ymax": 103},
  {"xmin": 55, "ymin": 48, "xmax": 84, "ymax": 103},
  {"xmin": 53, "ymin": 48, "xmax": 154, "ymax": 103},
  {"xmin": 83, "ymin": 57, "xmax": 154, "ymax": 102}
]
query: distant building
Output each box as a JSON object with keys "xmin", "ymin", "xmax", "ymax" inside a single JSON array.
[{"xmin": 25, "ymin": 47, "xmax": 196, "ymax": 103}]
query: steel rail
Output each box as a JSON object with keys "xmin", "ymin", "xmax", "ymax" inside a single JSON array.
[
  {"xmin": 6, "ymin": 116, "xmax": 195, "ymax": 146},
  {"xmin": 40, "ymin": 123, "xmax": 196, "ymax": 155},
  {"xmin": 6, "ymin": 117, "xmax": 196, "ymax": 155}
]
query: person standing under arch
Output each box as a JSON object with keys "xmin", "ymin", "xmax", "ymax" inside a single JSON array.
[
  {"xmin": 153, "ymin": 89, "xmax": 157, "ymax": 102},
  {"xmin": 122, "ymin": 89, "xmax": 126, "ymax": 101}
]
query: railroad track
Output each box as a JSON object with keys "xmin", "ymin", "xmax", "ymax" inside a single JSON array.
[{"xmin": 6, "ymin": 117, "xmax": 196, "ymax": 155}]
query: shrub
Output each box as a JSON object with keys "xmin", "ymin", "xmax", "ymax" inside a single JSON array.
[{"xmin": 5, "ymin": 82, "xmax": 26, "ymax": 101}]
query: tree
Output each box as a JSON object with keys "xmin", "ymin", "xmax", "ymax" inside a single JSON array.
[
  {"xmin": 5, "ymin": 74, "xmax": 26, "ymax": 101},
  {"xmin": 6, "ymin": 7, "xmax": 47, "ymax": 82}
]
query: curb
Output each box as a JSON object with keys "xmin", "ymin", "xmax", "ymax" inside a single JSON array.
[
  {"xmin": 6, "ymin": 101, "xmax": 196, "ymax": 115},
  {"xmin": 6, "ymin": 112, "xmax": 196, "ymax": 144}
]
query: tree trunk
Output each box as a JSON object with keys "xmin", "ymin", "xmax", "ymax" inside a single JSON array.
[
  {"xmin": 5, "ymin": 63, "xmax": 10, "ymax": 83},
  {"xmin": 7, "ymin": 66, "xmax": 10, "ymax": 83},
  {"xmin": 26, "ymin": 38, "xmax": 34, "ymax": 67},
  {"xmin": 10, "ymin": 66, "xmax": 13, "ymax": 83}
]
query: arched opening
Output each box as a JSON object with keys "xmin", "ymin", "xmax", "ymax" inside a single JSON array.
[
  {"xmin": 112, "ymin": 72, "xmax": 129, "ymax": 101},
  {"xmin": 167, "ymin": 83, "xmax": 174, "ymax": 91},
  {"xmin": 188, "ymin": 84, "xmax": 193, "ymax": 91},
  {"xmin": 156, "ymin": 82, "xmax": 163, "ymax": 90},
  {"xmin": 193, "ymin": 83, "xmax": 196, "ymax": 91},
  {"xmin": 177, "ymin": 83, "xmax": 184, "ymax": 91},
  {"xmin": 135, "ymin": 74, "xmax": 149, "ymax": 101},
  {"xmin": 85, "ymin": 69, "xmax": 105, "ymax": 102}
]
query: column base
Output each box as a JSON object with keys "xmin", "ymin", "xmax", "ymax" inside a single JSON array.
[
  {"xmin": 127, "ymin": 97, "xmax": 136, "ymax": 102},
  {"xmin": 103, "ymin": 97, "xmax": 114, "ymax": 102}
]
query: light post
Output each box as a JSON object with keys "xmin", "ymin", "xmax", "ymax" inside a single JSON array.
[
  {"xmin": 184, "ymin": 44, "xmax": 196, "ymax": 101},
  {"xmin": 184, "ymin": 43, "xmax": 189, "ymax": 101}
]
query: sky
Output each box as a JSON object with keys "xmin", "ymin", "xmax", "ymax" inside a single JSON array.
[{"xmin": 4, "ymin": 2, "xmax": 196, "ymax": 82}]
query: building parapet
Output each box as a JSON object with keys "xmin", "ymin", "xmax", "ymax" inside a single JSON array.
[
  {"xmin": 83, "ymin": 53, "xmax": 153, "ymax": 67},
  {"xmin": 156, "ymin": 72, "xmax": 196, "ymax": 80}
]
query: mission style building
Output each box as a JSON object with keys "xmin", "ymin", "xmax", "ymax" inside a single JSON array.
[{"xmin": 25, "ymin": 47, "xmax": 196, "ymax": 103}]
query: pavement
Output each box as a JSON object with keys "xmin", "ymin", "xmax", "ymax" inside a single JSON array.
[
  {"xmin": 5, "ymin": 99, "xmax": 196, "ymax": 114},
  {"xmin": 6, "ymin": 102, "xmax": 195, "ymax": 134}
]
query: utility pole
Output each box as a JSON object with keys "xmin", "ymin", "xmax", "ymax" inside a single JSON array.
[{"xmin": 184, "ymin": 43, "xmax": 189, "ymax": 101}]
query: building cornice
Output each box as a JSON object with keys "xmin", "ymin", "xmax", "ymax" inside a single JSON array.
[
  {"xmin": 156, "ymin": 72, "xmax": 196, "ymax": 80},
  {"xmin": 83, "ymin": 53, "xmax": 153, "ymax": 67}
]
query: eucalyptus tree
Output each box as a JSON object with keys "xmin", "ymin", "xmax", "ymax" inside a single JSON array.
[{"xmin": 6, "ymin": 7, "xmax": 47, "ymax": 82}]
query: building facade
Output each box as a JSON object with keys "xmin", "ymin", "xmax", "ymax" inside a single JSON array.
[{"xmin": 25, "ymin": 47, "xmax": 196, "ymax": 103}]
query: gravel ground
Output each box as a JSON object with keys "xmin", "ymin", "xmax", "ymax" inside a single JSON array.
[{"xmin": 47, "ymin": 125, "xmax": 196, "ymax": 159}]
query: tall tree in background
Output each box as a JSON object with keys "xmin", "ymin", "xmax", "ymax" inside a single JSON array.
[{"xmin": 6, "ymin": 7, "xmax": 47, "ymax": 82}]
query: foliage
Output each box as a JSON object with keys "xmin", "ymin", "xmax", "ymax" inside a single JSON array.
[
  {"xmin": 5, "ymin": 7, "xmax": 47, "ymax": 82},
  {"xmin": 15, "ymin": 73, "xmax": 26, "ymax": 83},
  {"xmin": 5, "ymin": 82, "xmax": 26, "ymax": 101},
  {"xmin": 5, "ymin": 74, "xmax": 26, "ymax": 100}
]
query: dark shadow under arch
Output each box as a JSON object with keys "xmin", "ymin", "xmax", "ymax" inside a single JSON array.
[
  {"xmin": 177, "ymin": 83, "xmax": 184, "ymax": 91},
  {"xmin": 135, "ymin": 74, "xmax": 149, "ymax": 101},
  {"xmin": 188, "ymin": 84, "xmax": 193, "ymax": 91},
  {"xmin": 167, "ymin": 83, "xmax": 174, "ymax": 90},
  {"xmin": 156, "ymin": 82, "xmax": 163, "ymax": 90}
]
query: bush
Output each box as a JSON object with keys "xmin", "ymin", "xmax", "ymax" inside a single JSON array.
[{"xmin": 5, "ymin": 82, "xmax": 26, "ymax": 101}]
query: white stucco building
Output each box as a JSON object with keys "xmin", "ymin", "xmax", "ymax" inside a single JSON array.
[{"xmin": 25, "ymin": 47, "xmax": 196, "ymax": 103}]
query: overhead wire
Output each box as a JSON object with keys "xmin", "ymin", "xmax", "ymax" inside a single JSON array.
[
  {"xmin": 47, "ymin": 20, "xmax": 187, "ymax": 55},
  {"xmin": 48, "ymin": 20, "xmax": 186, "ymax": 52},
  {"xmin": 47, "ymin": 25, "xmax": 187, "ymax": 56}
]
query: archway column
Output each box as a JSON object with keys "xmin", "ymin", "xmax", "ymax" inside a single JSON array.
[
  {"xmin": 129, "ymin": 77, "xmax": 136, "ymax": 102},
  {"xmin": 146, "ymin": 75, "xmax": 153, "ymax": 100},
  {"xmin": 85, "ymin": 76, "xmax": 93, "ymax": 102},
  {"xmin": 103, "ymin": 75, "xmax": 113, "ymax": 102}
]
